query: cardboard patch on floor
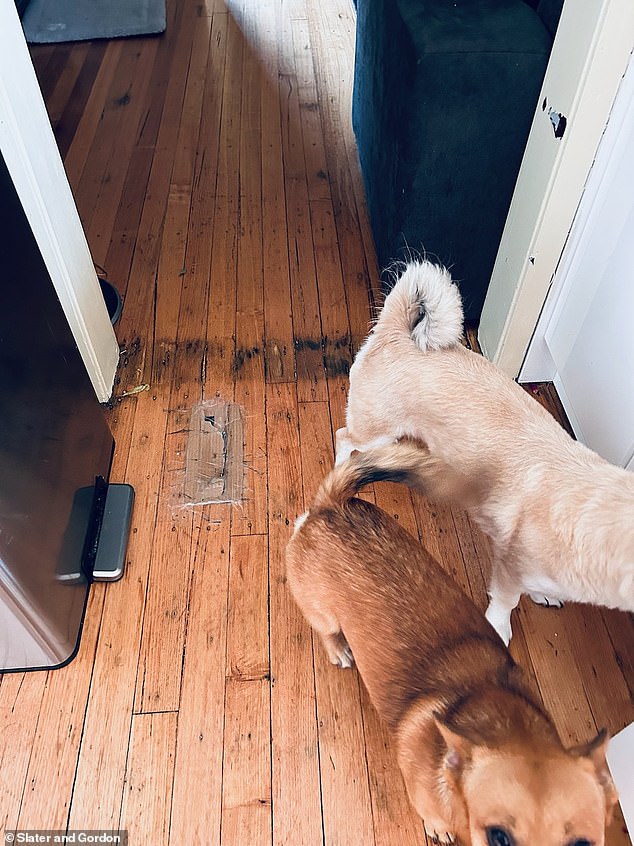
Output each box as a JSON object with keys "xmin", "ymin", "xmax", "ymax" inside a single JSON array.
[{"xmin": 174, "ymin": 400, "xmax": 244, "ymax": 508}]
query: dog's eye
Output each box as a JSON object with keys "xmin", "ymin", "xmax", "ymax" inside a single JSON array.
[
  {"xmin": 486, "ymin": 828, "xmax": 515, "ymax": 846},
  {"xmin": 569, "ymin": 841, "xmax": 592, "ymax": 846}
]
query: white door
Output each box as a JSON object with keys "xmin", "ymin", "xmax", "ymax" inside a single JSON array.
[
  {"xmin": 478, "ymin": 0, "xmax": 634, "ymax": 379},
  {"xmin": 0, "ymin": 0, "xmax": 118, "ymax": 402},
  {"xmin": 520, "ymin": 51, "xmax": 634, "ymax": 469}
]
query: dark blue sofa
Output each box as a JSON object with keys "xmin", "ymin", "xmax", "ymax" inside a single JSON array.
[{"xmin": 353, "ymin": 0, "xmax": 562, "ymax": 318}]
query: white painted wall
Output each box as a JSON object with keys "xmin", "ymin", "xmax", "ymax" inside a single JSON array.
[
  {"xmin": 521, "ymin": 50, "xmax": 634, "ymax": 469},
  {"xmin": 0, "ymin": 0, "xmax": 119, "ymax": 402}
]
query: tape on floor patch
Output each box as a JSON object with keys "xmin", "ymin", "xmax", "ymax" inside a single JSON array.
[{"xmin": 174, "ymin": 399, "xmax": 244, "ymax": 508}]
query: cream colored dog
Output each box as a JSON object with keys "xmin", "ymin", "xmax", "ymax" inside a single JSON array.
[
  {"xmin": 336, "ymin": 260, "xmax": 634, "ymax": 644},
  {"xmin": 286, "ymin": 444, "xmax": 617, "ymax": 845}
]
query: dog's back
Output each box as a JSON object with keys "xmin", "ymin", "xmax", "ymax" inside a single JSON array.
[
  {"xmin": 340, "ymin": 261, "xmax": 634, "ymax": 640},
  {"xmin": 288, "ymin": 444, "xmax": 544, "ymax": 727},
  {"xmin": 287, "ymin": 444, "xmax": 617, "ymax": 844}
]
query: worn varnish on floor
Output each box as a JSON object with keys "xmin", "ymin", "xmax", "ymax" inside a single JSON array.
[{"xmin": 1, "ymin": 1, "xmax": 632, "ymax": 844}]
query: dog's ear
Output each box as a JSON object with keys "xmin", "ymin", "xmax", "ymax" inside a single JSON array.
[
  {"xmin": 433, "ymin": 713, "xmax": 472, "ymax": 775},
  {"xmin": 570, "ymin": 729, "xmax": 618, "ymax": 823}
]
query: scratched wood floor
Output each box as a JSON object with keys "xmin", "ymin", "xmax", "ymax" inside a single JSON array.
[{"xmin": 1, "ymin": 0, "xmax": 632, "ymax": 843}]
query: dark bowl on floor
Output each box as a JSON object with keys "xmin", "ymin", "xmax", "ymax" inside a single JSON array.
[{"xmin": 99, "ymin": 277, "xmax": 123, "ymax": 325}]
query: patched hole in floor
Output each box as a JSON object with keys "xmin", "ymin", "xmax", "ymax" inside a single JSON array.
[{"xmin": 173, "ymin": 400, "xmax": 244, "ymax": 508}]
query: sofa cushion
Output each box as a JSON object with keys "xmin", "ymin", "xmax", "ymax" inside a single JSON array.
[
  {"xmin": 352, "ymin": 0, "xmax": 553, "ymax": 317},
  {"xmin": 396, "ymin": 0, "xmax": 552, "ymax": 56},
  {"xmin": 537, "ymin": 0, "xmax": 564, "ymax": 35}
]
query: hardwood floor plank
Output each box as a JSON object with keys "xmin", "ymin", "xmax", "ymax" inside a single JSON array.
[
  {"xmin": 409, "ymin": 493, "xmax": 474, "ymax": 598},
  {"xmin": 71, "ymin": 39, "xmax": 149, "ymax": 228},
  {"xmin": 290, "ymin": 18, "xmax": 332, "ymax": 205},
  {"xmin": 133, "ymin": 6, "xmax": 219, "ymax": 706},
  {"xmin": 0, "ymin": 673, "xmax": 47, "ymax": 832},
  {"xmin": 266, "ymin": 382, "xmax": 323, "ymax": 846},
  {"xmin": 358, "ymin": 683, "xmax": 428, "ymax": 846},
  {"xmin": 204, "ymin": 12, "xmax": 243, "ymax": 399},
  {"xmin": 120, "ymin": 711, "xmax": 177, "ymax": 845},
  {"xmin": 15, "ymin": 588, "xmax": 105, "ymax": 829},
  {"xmin": 134, "ymin": 0, "xmax": 185, "ymax": 153},
  {"xmin": 257, "ymin": 4, "xmax": 296, "ymax": 386},
  {"xmin": 232, "ymin": 286, "xmax": 268, "ymax": 538},
  {"xmin": 222, "ymin": 534, "xmax": 271, "ymax": 845},
  {"xmin": 66, "ymin": 396, "xmax": 170, "ymax": 829},
  {"xmin": 310, "ymin": 197, "xmax": 354, "ymax": 434},
  {"xmin": 222, "ymin": 678, "xmax": 272, "ymax": 845},
  {"xmin": 279, "ymin": 69, "xmax": 328, "ymax": 403},
  {"xmin": 101, "ymin": 145, "xmax": 154, "ymax": 298},
  {"xmin": 29, "ymin": 43, "xmax": 56, "ymax": 81},
  {"xmin": 293, "ymin": 13, "xmax": 378, "ymax": 371},
  {"xmin": 33, "ymin": 43, "xmax": 73, "ymax": 103},
  {"xmin": 63, "ymin": 41, "xmax": 124, "ymax": 188},
  {"xmin": 132, "ymin": 484, "xmax": 194, "ymax": 715},
  {"xmin": 603, "ymin": 610, "xmax": 634, "ymax": 700},
  {"xmin": 53, "ymin": 41, "xmax": 108, "ymax": 162},
  {"xmin": 306, "ymin": 0, "xmax": 381, "ymax": 292},
  {"xmin": 169, "ymin": 512, "xmax": 231, "ymax": 845},
  {"xmin": 81, "ymin": 39, "xmax": 161, "ymax": 267},
  {"xmin": 520, "ymin": 602, "xmax": 605, "ymax": 746},
  {"xmin": 449, "ymin": 506, "xmax": 492, "ymax": 610},
  {"xmin": 298, "ymin": 399, "xmax": 375, "ymax": 846},
  {"xmin": 45, "ymin": 42, "xmax": 90, "ymax": 127},
  {"xmin": 231, "ymin": 5, "xmax": 267, "ymax": 537},
  {"xmin": 372, "ymin": 482, "xmax": 420, "ymax": 540},
  {"xmin": 566, "ymin": 611, "xmax": 633, "ymax": 735},
  {"xmin": 114, "ymin": 0, "xmax": 200, "ymax": 363},
  {"xmin": 226, "ymin": 535, "xmax": 269, "ymax": 684}
]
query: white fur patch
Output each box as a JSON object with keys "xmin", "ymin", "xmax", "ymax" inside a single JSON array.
[
  {"xmin": 619, "ymin": 568, "xmax": 633, "ymax": 605},
  {"xmin": 335, "ymin": 434, "xmax": 397, "ymax": 465},
  {"xmin": 485, "ymin": 598, "xmax": 513, "ymax": 646},
  {"xmin": 397, "ymin": 262, "xmax": 463, "ymax": 351},
  {"xmin": 292, "ymin": 511, "xmax": 309, "ymax": 536}
]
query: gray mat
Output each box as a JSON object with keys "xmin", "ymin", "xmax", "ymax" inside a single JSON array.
[{"xmin": 23, "ymin": 0, "xmax": 166, "ymax": 44}]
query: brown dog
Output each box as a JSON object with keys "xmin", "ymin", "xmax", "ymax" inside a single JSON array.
[
  {"xmin": 286, "ymin": 443, "xmax": 617, "ymax": 845},
  {"xmin": 336, "ymin": 260, "xmax": 634, "ymax": 645}
]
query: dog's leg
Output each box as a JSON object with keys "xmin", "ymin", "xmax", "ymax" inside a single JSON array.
[
  {"xmin": 335, "ymin": 427, "xmax": 355, "ymax": 465},
  {"xmin": 335, "ymin": 427, "xmax": 397, "ymax": 465},
  {"xmin": 485, "ymin": 594, "xmax": 519, "ymax": 646},
  {"xmin": 485, "ymin": 574, "xmax": 521, "ymax": 646},
  {"xmin": 300, "ymin": 601, "xmax": 354, "ymax": 668}
]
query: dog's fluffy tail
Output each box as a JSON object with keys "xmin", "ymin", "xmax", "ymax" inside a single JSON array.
[
  {"xmin": 377, "ymin": 261, "xmax": 464, "ymax": 351},
  {"xmin": 312, "ymin": 441, "xmax": 471, "ymax": 512}
]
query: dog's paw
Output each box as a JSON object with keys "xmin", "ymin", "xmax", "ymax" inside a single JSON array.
[
  {"xmin": 424, "ymin": 821, "xmax": 456, "ymax": 845},
  {"xmin": 529, "ymin": 593, "xmax": 564, "ymax": 609},
  {"xmin": 325, "ymin": 632, "xmax": 354, "ymax": 668},
  {"xmin": 335, "ymin": 643, "xmax": 354, "ymax": 669}
]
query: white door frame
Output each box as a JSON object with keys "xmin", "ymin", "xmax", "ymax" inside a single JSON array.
[
  {"xmin": 478, "ymin": 0, "xmax": 634, "ymax": 377},
  {"xmin": 0, "ymin": 0, "xmax": 119, "ymax": 402},
  {"xmin": 520, "ymin": 48, "xmax": 634, "ymax": 386}
]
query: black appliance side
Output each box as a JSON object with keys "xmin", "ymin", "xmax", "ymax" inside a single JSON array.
[{"xmin": 0, "ymin": 152, "xmax": 114, "ymax": 672}]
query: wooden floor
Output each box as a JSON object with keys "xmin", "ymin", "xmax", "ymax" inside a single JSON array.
[{"xmin": 2, "ymin": 0, "xmax": 632, "ymax": 842}]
